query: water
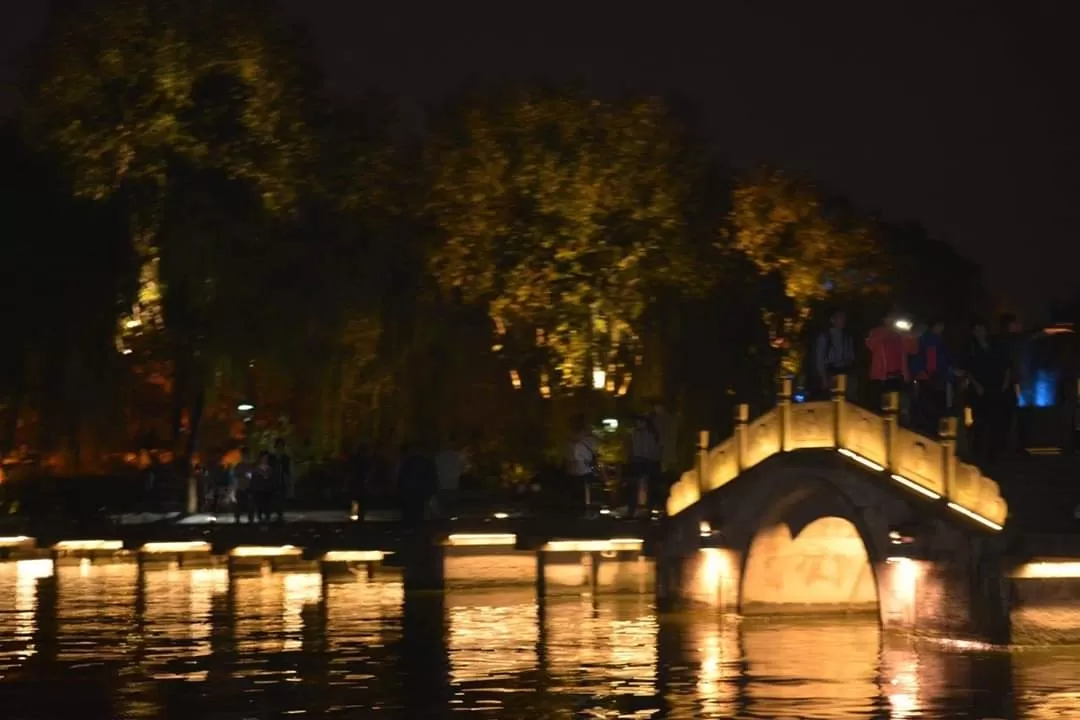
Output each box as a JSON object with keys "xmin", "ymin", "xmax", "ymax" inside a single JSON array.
[{"xmin": 1, "ymin": 560, "xmax": 1079, "ymax": 719}]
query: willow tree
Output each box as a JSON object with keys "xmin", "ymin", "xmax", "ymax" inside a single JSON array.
[
  {"xmin": 24, "ymin": 0, "xmax": 317, "ymax": 459},
  {"xmin": 729, "ymin": 168, "xmax": 878, "ymax": 376},
  {"xmin": 425, "ymin": 87, "xmax": 699, "ymax": 399}
]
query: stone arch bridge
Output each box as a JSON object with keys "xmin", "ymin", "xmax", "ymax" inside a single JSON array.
[{"xmin": 656, "ymin": 378, "xmax": 1014, "ymax": 644}]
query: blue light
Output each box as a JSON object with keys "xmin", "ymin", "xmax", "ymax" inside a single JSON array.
[
  {"xmin": 1034, "ymin": 371, "xmax": 1056, "ymax": 408},
  {"xmin": 793, "ymin": 391, "xmax": 807, "ymax": 403},
  {"xmin": 1019, "ymin": 369, "xmax": 1057, "ymax": 408}
]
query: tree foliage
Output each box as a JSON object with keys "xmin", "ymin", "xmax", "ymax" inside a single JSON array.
[
  {"xmin": 25, "ymin": 0, "xmax": 317, "ymax": 342},
  {"xmin": 425, "ymin": 88, "xmax": 700, "ymax": 390},
  {"xmin": 7, "ymin": 5, "xmax": 992, "ymax": 480},
  {"xmin": 729, "ymin": 167, "xmax": 879, "ymax": 374}
]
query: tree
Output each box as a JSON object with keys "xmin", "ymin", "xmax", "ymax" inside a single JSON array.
[
  {"xmin": 425, "ymin": 86, "xmax": 701, "ymax": 395},
  {"xmin": 0, "ymin": 124, "xmax": 134, "ymax": 467},
  {"xmin": 23, "ymin": 0, "xmax": 320, "ymax": 468},
  {"xmin": 728, "ymin": 167, "xmax": 880, "ymax": 376}
]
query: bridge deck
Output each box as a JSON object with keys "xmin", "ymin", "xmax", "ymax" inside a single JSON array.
[{"xmin": 2, "ymin": 514, "xmax": 661, "ymax": 558}]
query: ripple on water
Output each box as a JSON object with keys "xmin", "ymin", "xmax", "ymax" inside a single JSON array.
[{"xmin": 0, "ymin": 562, "xmax": 1078, "ymax": 718}]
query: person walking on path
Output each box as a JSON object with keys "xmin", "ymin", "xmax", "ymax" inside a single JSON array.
[
  {"xmin": 269, "ymin": 438, "xmax": 291, "ymax": 523},
  {"xmin": 567, "ymin": 415, "xmax": 606, "ymax": 517},
  {"xmin": 347, "ymin": 442, "xmax": 372, "ymax": 522},
  {"xmin": 626, "ymin": 415, "xmax": 661, "ymax": 517},
  {"xmin": 231, "ymin": 446, "xmax": 256, "ymax": 524}
]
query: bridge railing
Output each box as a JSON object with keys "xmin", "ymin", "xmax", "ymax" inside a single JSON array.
[{"xmin": 667, "ymin": 375, "xmax": 1008, "ymax": 530}]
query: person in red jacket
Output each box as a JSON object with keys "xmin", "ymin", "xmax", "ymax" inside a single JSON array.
[{"xmin": 866, "ymin": 315, "xmax": 918, "ymax": 411}]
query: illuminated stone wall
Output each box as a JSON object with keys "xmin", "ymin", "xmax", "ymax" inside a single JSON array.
[{"xmin": 741, "ymin": 517, "xmax": 877, "ymax": 614}]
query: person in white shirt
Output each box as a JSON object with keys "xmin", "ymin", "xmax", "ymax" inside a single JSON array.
[
  {"xmin": 434, "ymin": 433, "xmax": 467, "ymax": 518},
  {"xmin": 627, "ymin": 415, "xmax": 661, "ymax": 516},
  {"xmin": 566, "ymin": 415, "xmax": 605, "ymax": 516}
]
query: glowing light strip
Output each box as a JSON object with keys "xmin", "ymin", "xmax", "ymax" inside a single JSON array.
[
  {"xmin": 141, "ymin": 541, "xmax": 211, "ymax": 553},
  {"xmin": 54, "ymin": 540, "xmax": 123, "ymax": 551},
  {"xmin": 946, "ymin": 502, "xmax": 1002, "ymax": 531},
  {"xmin": 1012, "ymin": 561, "xmax": 1080, "ymax": 579},
  {"xmin": 890, "ymin": 473, "xmax": 942, "ymax": 500},
  {"xmin": 445, "ymin": 533, "xmax": 517, "ymax": 547},
  {"xmin": 322, "ymin": 550, "xmax": 386, "ymax": 562},
  {"xmin": 0, "ymin": 536, "xmax": 33, "ymax": 547},
  {"xmin": 837, "ymin": 448, "xmax": 885, "ymax": 472},
  {"xmin": 886, "ymin": 556, "xmax": 915, "ymax": 565},
  {"xmin": 230, "ymin": 545, "xmax": 302, "ymax": 557},
  {"xmin": 543, "ymin": 538, "xmax": 643, "ymax": 553}
]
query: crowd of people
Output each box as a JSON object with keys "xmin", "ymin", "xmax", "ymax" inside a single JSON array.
[
  {"xmin": 196, "ymin": 438, "xmax": 294, "ymax": 522},
  {"xmin": 812, "ymin": 309, "xmax": 1025, "ymax": 465},
  {"xmin": 563, "ymin": 403, "xmax": 677, "ymax": 518}
]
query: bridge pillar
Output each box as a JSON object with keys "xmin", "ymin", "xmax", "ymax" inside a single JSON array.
[
  {"xmin": 938, "ymin": 416, "xmax": 958, "ymax": 499},
  {"xmin": 877, "ymin": 522, "xmax": 1010, "ymax": 645},
  {"xmin": 696, "ymin": 430, "xmax": 710, "ymax": 497},
  {"xmin": 882, "ymin": 391, "xmax": 900, "ymax": 471},
  {"xmin": 779, "ymin": 376, "xmax": 794, "ymax": 451},
  {"xmin": 832, "ymin": 374, "xmax": 847, "ymax": 444},
  {"xmin": 402, "ymin": 533, "xmax": 446, "ymax": 593},
  {"xmin": 734, "ymin": 404, "xmax": 749, "ymax": 471},
  {"xmin": 655, "ymin": 517, "xmax": 693, "ymax": 612}
]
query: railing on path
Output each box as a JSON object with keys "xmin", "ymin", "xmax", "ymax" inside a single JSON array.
[{"xmin": 667, "ymin": 375, "xmax": 1008, "ymax": 531}]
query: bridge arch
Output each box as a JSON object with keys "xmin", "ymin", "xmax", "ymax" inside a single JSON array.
[{"xmin": 692, "ymin": 454, "xmax": 898, "ymax": 619}]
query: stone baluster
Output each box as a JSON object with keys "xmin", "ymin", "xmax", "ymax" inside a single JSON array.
[
  {"xmin": 938, "ymin": 415, "xmax": 957, "ymax": 501},
  {"xmin": 778, "ymin": 376, "xmax": 793, "ymax": 451},
  {"xmin": 832, "ymin": 374, "xmax": 847, "ymax": 448},
  {"xmin": 882, "ymin": 391, "xmax": 900, "ymax": 472},
  {"xmin": 696, "ymin": 430, "xmax": 710, "ymax": 495},
  {"xmin": 734, "ymin": 403, "xmax": 749, "ymax": 472}
]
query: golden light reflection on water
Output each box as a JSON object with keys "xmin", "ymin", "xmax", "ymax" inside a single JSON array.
[
  {"xmin": 695, "ymin": 616, "xmax": 740, "ymax": 718},
  {"xmin": 283, "ymin": 571, "xmax": 323, "ymax": 653},
  {"xmin": 544, "ymin": 594, "xmax": 657, "ymax": 698},
  {"xmin": 0, "ymin": 561, "xmax": 1077, "ymax": 717},
  {"xmin": 57, "ymin": 561, "xmax": 138, "ymax": 662},
  {"xmin": 1013, "ymin": 646, "xmax": 1080, "ymax": 719},
  {"xmin": 447, "ymin": 589, "xmax": 538, "ymax": 686},
  {"xmin": 0, "ymin": 559, "xmax": 54, "ymax": 668}
]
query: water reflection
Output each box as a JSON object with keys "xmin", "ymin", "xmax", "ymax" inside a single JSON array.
[{"xmin": 0, "ymin": 561, "xmax": 1076, "ymax": 717}]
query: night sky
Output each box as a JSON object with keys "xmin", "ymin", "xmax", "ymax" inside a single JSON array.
[{"xmin": 3, "ymin": 1, "xmax": 1077, "ymax": 322}]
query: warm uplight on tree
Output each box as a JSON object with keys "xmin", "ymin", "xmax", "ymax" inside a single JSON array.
[
  {"xmin": 426, "ymin": 88, "xmax": 697, "ymax": 394},
  {"xmin": 592, "ymin": 368, "xmax": 606, "ymax": 390},
  {"xmin": 730, "ymin": 167, "xmax": 878, "ymax": 375}
]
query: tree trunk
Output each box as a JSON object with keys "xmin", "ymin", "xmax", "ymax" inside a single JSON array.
[
  {"xmin": 182, "ymin": 383, "xmax": 205, "ymax": 475},
  {"xmin": 1, "ymin": 353, "xmax": 25, "ymax": 457},
  {"xmin": 331, "ymin": 353, "xmax": 345, "ymax": 458}
]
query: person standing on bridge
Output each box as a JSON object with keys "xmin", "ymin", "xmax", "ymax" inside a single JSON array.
[
  {"xmin": 910, "ymin": 318, "xmax": 952, "ymax": 435},
  {"xmin": 962, "ymin": 319, "xmax": 1011, "ymax": 465},
  {"xmin": 866, "ymin": 314, "xmax": 916, "ymax": 414},
  {"xmin": 814, "ymin": 309, "xmax": 856, "ymax": 401}
]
